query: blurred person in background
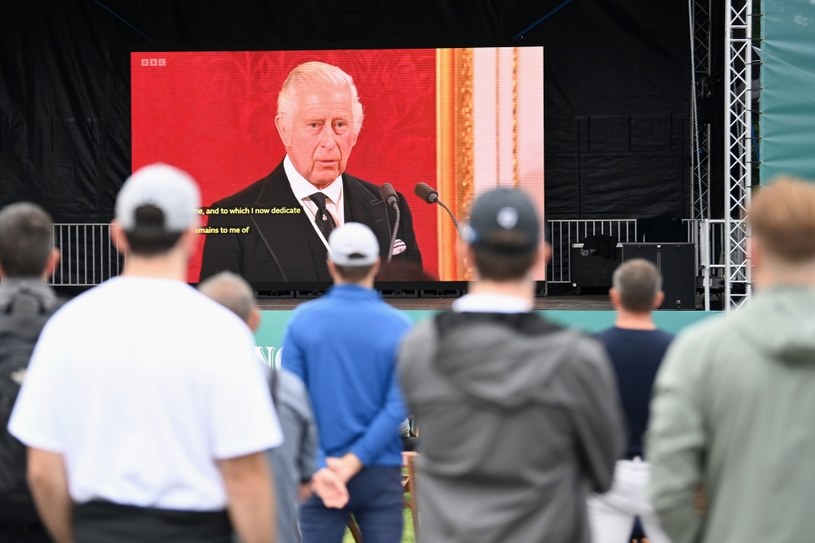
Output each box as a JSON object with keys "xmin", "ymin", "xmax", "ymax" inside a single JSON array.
[
  {"xmin": 0, "ymin": 202, "xmax": 62, "ymax": 543},
  {"xmin": 648, "ymin": 176, "xmax": 815, "ymax": 543},
  {"xmin": 199, "ymin": 271, "xmax": 318, "ymax": 543},
  {"xmin": 588, "ymin": 259, "xmax": 672, "ymax": 543}
]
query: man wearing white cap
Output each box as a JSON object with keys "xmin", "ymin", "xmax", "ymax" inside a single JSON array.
[
  {"xmin": 8, "ymin": 164, "xmax": 282, "ymax": 543},
  {"xmin": 281, "ymin": 222, "xmax": 411, "ymax": 543}
]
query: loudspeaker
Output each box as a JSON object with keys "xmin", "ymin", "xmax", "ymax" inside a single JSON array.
[
  {"xmin": 621, "ymin": 243, "xmax": 696, "ymax": 310},
  {"xmin": 570, "ymin": 244, "xmax": 622, "ymax": 289}
]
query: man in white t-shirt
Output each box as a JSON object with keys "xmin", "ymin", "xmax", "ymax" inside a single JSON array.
[{"xmin": 8, "ymin": 163, "xmax": 282, "ymax": 543}]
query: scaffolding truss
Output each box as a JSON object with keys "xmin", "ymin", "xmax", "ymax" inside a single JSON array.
[
  {"xmin": 690, "ymin": 0, "xmax": 711, "ymax": 223},
  {"xmin": 723, "ymin": 0, "xmax": 754, "ymax": 309}
]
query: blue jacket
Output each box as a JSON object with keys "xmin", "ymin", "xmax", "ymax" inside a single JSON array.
[{"xmin": 282, "ymin": 284, "xmax": 410, "ymax": 468}]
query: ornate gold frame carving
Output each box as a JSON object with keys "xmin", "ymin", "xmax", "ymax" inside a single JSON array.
[
  {"xmin": 512, "ymin": 46, "xmax": 520, "ymax": 188},
  {"xmin": 436, "ymin": 48, "xmax": 474, "ymax": 280}
]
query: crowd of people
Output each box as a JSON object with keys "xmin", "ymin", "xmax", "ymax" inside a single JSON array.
[{"xmin": 3, "ymin": 160, "xmax": 815, "ymax": 542}]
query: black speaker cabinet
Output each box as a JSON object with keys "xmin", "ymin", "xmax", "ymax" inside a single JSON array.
[
  {"xmin": 570, "ymin": 244, "xmax": 622, "ymax": 289},
  {"xmin": 620, "ymin": 243, "xmax": 696, "ymax": 310}
]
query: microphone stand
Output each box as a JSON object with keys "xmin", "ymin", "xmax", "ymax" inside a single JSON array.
[
  {"xmin": 379, "ymin": 184, "xmax": 401, "ymax": 264},
  {"xmin": 435, "ymin": 199, "xmax": 460, "ymax": 236},
  {"xmin": 249, "ymin": 215, "xmax": 289, "ymax": 282},
  {"xmin": 415, "ymin": 182, "xmax": 461, "ymax": 237},
  {"xmin": 387, "ymin": 202, "xmax": 401, "ymax": 264}
]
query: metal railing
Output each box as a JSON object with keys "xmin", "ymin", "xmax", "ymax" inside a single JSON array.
[
  {"xmin": 686, "ymin": 219, "xmax": 728, "ymax": 310},
  {"xmin": 51, "ymin": 220, "xmax": 646, "ymax": 288},
  {"xmin": 548, "ymin": 218, "xmax": 729, "ymax": 309},
  {"xmin": 546, "ymin": 219, "xmax": 639, "ymax": 283},
  {"xmin": 47, "ymin": 220, "xmax": 731, "ymax": 311},
  {"xmin": 50, "ymin": 223, "xmax": 121, "ymax": 287}
]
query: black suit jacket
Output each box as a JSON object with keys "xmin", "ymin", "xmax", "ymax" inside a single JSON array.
[{"xmin": 199, "ymin": 162, "xmax": 423, "ymax": 284}]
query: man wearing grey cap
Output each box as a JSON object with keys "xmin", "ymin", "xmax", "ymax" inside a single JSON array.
[
  {"xmin": 8, "ymin": 164, "xmax": 282, "ymax": 543},
  {"xmin": 398, "ymin": 188, "xmax": 625, "ymax": 542},
  {"xmin": 281, "ymin": 222, "xmax": 411, "ymax": 543}
]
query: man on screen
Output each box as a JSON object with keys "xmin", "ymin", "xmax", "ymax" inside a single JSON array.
[{"xmin": 200, "ymin": 61, "xmax": 422, "ymax": 283}]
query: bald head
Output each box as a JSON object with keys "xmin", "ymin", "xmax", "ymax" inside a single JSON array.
[{"xmin": 198, "ymin": 272, "xmax": 258, "ymax": 328}]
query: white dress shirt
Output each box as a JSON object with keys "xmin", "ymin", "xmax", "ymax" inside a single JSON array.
[{"xmin": 284, "ymin": 155, "xmax": 345, "ymax": 248}]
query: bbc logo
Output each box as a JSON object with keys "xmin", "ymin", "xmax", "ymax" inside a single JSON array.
[{"xmin": 140, "ymin": 58, "xmax": 166, "ymax": 67}]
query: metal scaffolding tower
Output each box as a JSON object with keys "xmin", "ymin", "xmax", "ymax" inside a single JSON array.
[
  {"xmin": 690, "ymin": 0, "xmax": 711, "ymax": 223},
  {"xmin": 723, "ymin": 0, "xmax": 754, "ymax": 309}
]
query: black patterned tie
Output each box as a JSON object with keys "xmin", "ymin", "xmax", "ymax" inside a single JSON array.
[{"xmin": 309, "ymin": 192, "xmax": 337, "ymax": 240}]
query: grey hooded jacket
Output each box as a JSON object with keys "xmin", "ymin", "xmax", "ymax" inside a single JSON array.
[
  {"xmin": 398, "ymin": 311, "xmax": 625, "ymax": 543},
  {"xmin": 646, "ymin": 287, "xmax": 815, "ymax": 543},
  {"xmin": 647, "ymin": 286, "xmax": 815, "ymax": 543}
]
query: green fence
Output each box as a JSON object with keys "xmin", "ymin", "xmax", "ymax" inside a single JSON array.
[
  {"xmin": 760, "ymin": 0, "xmax": 815, "ymax": 184},
  {"xmin": 254, "ymin": 309, "xmax": 718, "ymax": 362}
]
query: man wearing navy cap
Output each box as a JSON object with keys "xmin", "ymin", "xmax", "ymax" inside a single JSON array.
[{"xmin": 399, "ymin": 188, "xmax": 625, "ymax": 542}]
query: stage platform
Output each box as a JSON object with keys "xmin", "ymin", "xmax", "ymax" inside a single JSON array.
[
  {"xmin": 257, "ymin": 294, "xmax": 613, "ymax": 311},
  {"xmin": 251, "ymin": 294, "xmax": 715, "ymax": 351}
]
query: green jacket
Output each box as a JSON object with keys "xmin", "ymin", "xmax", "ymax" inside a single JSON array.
[{"xmin": 647, "ymin": 286, "xmax": 815, "ymax": 543}]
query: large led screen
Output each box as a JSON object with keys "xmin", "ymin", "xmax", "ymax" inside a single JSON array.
[{"xmin": 131, "ymin": 47, "xmax": 544, "ymax": 285}]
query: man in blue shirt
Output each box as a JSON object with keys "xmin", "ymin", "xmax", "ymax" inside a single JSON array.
[
  {"xmin": 588, "ymin": 258, "xmax": 672, "ymax": 543},
  {"xmin": 282, "ymin": 222, "xmax": 410, "ymax": 543}
]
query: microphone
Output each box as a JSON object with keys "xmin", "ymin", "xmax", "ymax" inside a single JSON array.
[
  {"xmin": 414, "ymin": 182, "xmax": 439, "ymax": 204},
  {"xmin": 379, "ymin": 183, "xmax": 399, "ymax": 207},
  {"xmin": 414, "ymin": 182, "xmax": 461, "ymax": 235},
  {"xmin": 378, "ymin": 183, "xmax": 401, "ymax": 264}
]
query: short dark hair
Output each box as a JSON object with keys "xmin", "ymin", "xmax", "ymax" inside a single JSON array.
[
  {"xmin": 471, "ymin": 231, "xmax": 537, "ymax": 281},
  {"xmin": 0, "ymin": 202, "xmax": 55, "ymax": 277},
  {"xmin": 124, "ymin": 205, "xmax": 182, "ymax": 256},
  {"xmin": 612, "ymin": 259, "xmax": 661, "ymax": 313},
  {"xmin": 333, "ymin": 262, "xmax": 376, "ymax": 283}
]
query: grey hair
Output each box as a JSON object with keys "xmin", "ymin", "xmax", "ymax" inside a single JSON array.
[
  {"xmin": 198, "ymin": 271, "xmax": 257, "ymax": 324},
  {"xmin": 0, "ymin": 202, "xmax": 54, "ymax": 277},
  {"xmin": 611, "ymin": 259, "xmax": 662, "ymax": 313},
  {"xmin": 277, "ymin": 61, "xmax": 364, "ymax": 134}
]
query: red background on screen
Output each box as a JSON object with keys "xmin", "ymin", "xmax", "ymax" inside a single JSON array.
[{"xmin": 131, "ymin": 50, "xmax": 438, "ymax": 282}]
